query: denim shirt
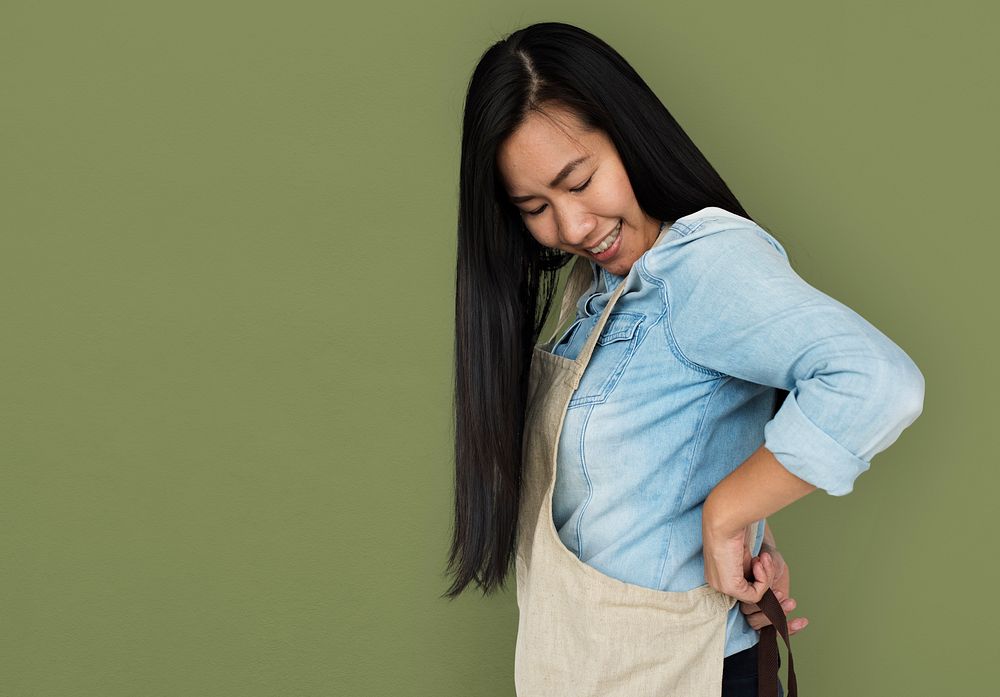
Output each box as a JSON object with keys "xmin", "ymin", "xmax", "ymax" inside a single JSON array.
[{"xmin": 548, "ymin": 206, "xmax": 925, "ymax": 657}]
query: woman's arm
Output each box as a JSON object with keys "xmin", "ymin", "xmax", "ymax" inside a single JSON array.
[
  {"xmin": 703, "ymin": 444, "xmax": 816, "ymax": 539},
  {"xmin": 658, "ymin": 223, "xmax": 924, "ymax": 501},
  {"xmin": 700, "ymin": 448, "xmax": 813, "ymax": 601},
  {"xmin": 651, "ymin": 223, "xmax": 923, "ymax": 601}
]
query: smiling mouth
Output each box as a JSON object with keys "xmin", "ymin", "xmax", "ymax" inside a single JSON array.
[{"xmin": 586, "ymin": 219, "xmax": 622, "ymax": 254}]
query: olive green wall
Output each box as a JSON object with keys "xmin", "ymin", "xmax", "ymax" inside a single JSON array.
[{"xmin": 2, "ymin": 1, "xmax": 994, "ymax": 695}]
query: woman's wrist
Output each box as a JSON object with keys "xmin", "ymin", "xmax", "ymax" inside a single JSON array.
[
  {"xmin": 702, "ymin": 491, "xmax": 758, "ymax": 541},
  {"xmin": 704, "ymin": 445, "xmax": 817, "ymax": 538}
]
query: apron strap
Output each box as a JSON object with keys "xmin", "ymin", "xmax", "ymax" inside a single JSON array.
[
  {"xmin": 571, "ymin": 273, "xmax": 630, "ymax": 381},
  {"xmin": 544, "ymin": 255, "xmax": 595, "ymax": 345},
  {"xmin": 545, "ymin": 221, "xmax": 670, "ymax": 348},
  {"xmin": 756, "ymin": 587, "xmax": 798, "ymax": 697}
]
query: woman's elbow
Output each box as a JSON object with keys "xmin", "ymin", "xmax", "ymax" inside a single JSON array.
[
  {"xmin": 899, "ymin": 360, "xmax": 925, "ymax": 426},
  {"xmin": 877, "ymin": 354, "xmax": 925, "ymax": 431}
]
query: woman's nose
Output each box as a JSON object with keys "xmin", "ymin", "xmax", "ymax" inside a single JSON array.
[{"xmin": 555, "ymin": 209, "xmax": 598, "ymax": 248}]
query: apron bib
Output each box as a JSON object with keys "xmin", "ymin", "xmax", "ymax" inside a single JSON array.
[{"xmin": 514, "ymin": 253, "xmax": 797, "ymax": 697}]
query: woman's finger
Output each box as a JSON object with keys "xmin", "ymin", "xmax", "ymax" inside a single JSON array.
[
  {"xmin": 745, "ymin": 612, "xmax": 766, "ymax": 630},
  {"xmin": 757, "ymin": 554, "xmax": 774, "ymax": 584},
  {"xmin": 789, "ymin": 617, "xmax": 809, "ymax": 634},
  {"xmin": 752, "ymin": 556, "xmax": 774, "ymax": 589},
  {"xmin": 747, "ymin": 611, "xmax": 809, "ymax": 634},
  {"xmin": 742, "ymin": 587, "xmax": 785, "ymax": 613},
  {"xmin": 740, "ymin": 597, "xmax": 799, "ymax": 621}
]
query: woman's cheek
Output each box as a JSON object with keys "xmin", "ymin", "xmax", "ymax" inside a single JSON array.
[
  {"xmin": 525, "ymin": 222, "xmax": 553, "ymax": 248},
  {"xmin": 594, "ymin": 183, "xmax": 627, "ymax": 212}
]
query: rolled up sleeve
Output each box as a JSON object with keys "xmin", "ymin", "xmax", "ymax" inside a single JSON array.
[{"xmin": 661, "ymin": 224, "xmax": 925, "ymax": 496}]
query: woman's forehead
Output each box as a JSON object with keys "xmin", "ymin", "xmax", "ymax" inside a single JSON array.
[{"xmin": 497, "ymin": 113, "xmax": 603, "ymax": 190}]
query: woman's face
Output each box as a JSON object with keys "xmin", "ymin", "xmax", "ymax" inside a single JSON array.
[{"xmin": 497, "ymin": 104, "xmax": 663, "ymax": 277}]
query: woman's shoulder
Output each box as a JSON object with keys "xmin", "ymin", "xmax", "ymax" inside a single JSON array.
[{"xmin": 641, "ymin": 206, "xmax": 789, "ymax": 286}]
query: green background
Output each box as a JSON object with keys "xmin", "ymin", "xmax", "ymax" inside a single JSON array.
[{"xmin": 2, "ymin": 1, "xmax": 995, "ymax": 695}]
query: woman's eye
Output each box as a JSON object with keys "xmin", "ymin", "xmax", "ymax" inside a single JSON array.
[{"xmin": 523, "ymin": 175, "xmax": 592, "ymax": 216}]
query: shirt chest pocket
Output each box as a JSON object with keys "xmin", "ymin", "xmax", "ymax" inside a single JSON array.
[{"xmin": 568, "ymin": 311, "xmax": 645, "ymax": 409}]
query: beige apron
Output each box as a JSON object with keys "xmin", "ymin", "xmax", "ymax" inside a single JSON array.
[{"xmin": 513, "ymin": 259, "xmax": 772, "ymax": 697}]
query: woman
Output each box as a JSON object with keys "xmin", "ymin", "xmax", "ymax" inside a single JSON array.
[{"xmin": 443, "ymin": 21, "xmax": 924, "ymax": 697}]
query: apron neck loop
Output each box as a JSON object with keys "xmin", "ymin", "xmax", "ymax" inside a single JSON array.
[{"xmin": 573, "ymin": 277, "xmax": 630, "ymax": 373}]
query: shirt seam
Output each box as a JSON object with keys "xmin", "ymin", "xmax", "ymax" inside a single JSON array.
[
  {"xmin": 636, "ymin": 259, "xmax": 725, "ymax": 378},
  {"xmin": 573, "ymin": 402, "xmax": 598, "ymax": 557},
  {"xmin": 654, "ymin": 374, "xmax": 730, "ymax": 588},
  {"xmin": 642, "ymin": 223, "xmax": 776, "ymax": 378}
]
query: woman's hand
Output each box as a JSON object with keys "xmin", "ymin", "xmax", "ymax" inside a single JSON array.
[
  {"xmin": 702, "ymin": 518, "xmax": 776, "ymax": 604},
  {"xmin": 739, "ymin": 542, "xmax": 810, "ymax": 635}
]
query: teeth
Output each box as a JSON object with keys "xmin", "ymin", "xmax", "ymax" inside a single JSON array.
[{"xmin": 587, "ymin": 220, "xmax": 622, "ymax": 254}]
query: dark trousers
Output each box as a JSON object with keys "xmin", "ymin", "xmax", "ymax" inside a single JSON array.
[{"xmin": 722, "ymin": 641, "xmax": 784, "ymax": 697}]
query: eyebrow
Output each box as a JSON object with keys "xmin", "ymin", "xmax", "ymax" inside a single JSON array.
[{"xmin": 508, "ymin": 154, "xmax": 592, "ymax": 203}]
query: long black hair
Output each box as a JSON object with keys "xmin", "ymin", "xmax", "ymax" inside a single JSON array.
[{"xmin": 443, "ymin": 21, "xmax": 785, "ymax": 599}]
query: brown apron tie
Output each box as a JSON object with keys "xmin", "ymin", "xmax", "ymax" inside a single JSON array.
[{"xmin": 755, "ymin": 586, "xmax": 798, "ymax": 696}]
